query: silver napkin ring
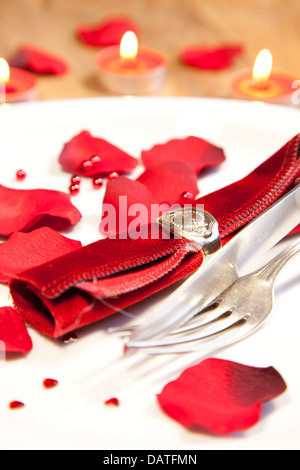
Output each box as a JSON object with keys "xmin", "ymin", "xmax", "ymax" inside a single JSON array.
[{"xmin": 157, "ymin": 207, "xmax": 221, "ymax": 257}]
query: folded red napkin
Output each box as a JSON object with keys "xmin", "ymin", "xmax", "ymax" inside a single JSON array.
[{"xmin": 9, "ymin": 134, "xmax": 300, "ymax": 338}]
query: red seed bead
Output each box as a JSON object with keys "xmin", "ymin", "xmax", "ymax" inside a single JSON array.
[
  {"xmin": 80, "ymin": 160, "xmax": 94, "ymax": 172},
  {"xmin": 70, "ymin": 175, "xmax": 81, "ymax": 185},
  {"xmin": 9, "ymin": 400, "xmax": 24, "ymax": 409},
  {"xmin": 181, "ymin": 191, "xmax": 194, "ymax": 201},
  {"xmin": 104, "ymin": 397, "xmax": 120, "ymax": 407},
  {"xmin": 93, "ymin": 177, "xmax": 104, "ymax": 189},
  {"xmin": 90, "ymin": 155, "xmax": 101, "ymax": 166},
  {"xmin": 108, "ymin": 172, "xmax": 119, "ymax": 179},
  {"xmin": 43, "ymin": 378, "xmax": 58, "ymax": 389},
  {"xmin": 69, "ymin": 184, "xmax": 80, "ymax": 195},
  {"xmin": 16, "ymin": 169, "xmax": 26, "ymax": 181}
]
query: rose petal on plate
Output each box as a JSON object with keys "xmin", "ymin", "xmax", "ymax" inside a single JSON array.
[
  {"xmin": 76, "ymin": 16, "xmax": 139, "ymax": 47},
  {"xmin": 58, "ymin": 130, "xmax": 138, "ymax": 176},
  {"xmin": 180, "ymin": 44, "xmax": 244, "ymax": 70},
  {"xmin": 0, "ymin": 307, "xmax": 32, "ymax": 354},
  {"xmin": 100, "ymin": 176, "xmax": 156, "ymax": 237},
  {"xmin": 0, "ymin": 185, "xmax": 82, "ymax": 237},
  {"xmin": 141, "ymin": 136, "xmax": 226, "ymax": 174},
  {"xmin": 157, "ymin": 358, "xmax": 287, "ymax": 435},
  {"xmin": 0, "ymin": 227, "xmax": 82, "ymax": 284},
  {"xmin": 9, "ymin": 44, "xmax": 69, "ymax": 75},
  {"xmin": 137, "ymin": 160, "xmax": 199, "ymax": 205}
]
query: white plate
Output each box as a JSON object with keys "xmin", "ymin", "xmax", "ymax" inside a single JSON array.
[{"xmin": 0, "ymin": 97, "xmax": 300, "ymax": 451}]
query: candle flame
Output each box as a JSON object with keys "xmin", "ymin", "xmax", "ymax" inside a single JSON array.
[
  {"xmin": 252, "ymin": 49, "xmax": 272, "ymax": 87},
  {"xmin": 120, "ymin": 31, "xmax": 138, "ymax": 60},
  {"xmin": 0, "ymin": 58, "xmax": 10, "ymax": 83}
]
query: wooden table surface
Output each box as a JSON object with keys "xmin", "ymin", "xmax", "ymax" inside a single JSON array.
[{"xmin": 0, "ymin": 0, "xmax": 300, "ymax": 101}]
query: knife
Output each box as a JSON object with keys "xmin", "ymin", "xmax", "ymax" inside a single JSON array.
[{"xmin": 126, "ymin": 182, "xmax": 300, "ymax": 348}]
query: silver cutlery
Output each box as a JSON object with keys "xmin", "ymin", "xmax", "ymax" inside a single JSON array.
[
  {"xmin": 124, "ymin": 238, "xmax": 300, "ymax": 354},
  {"xmin": 125, "ymin": 183, "xmax": 300, "ymax": 348}
]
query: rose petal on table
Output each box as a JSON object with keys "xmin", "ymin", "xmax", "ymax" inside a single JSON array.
[
  {"xmin": 0, "ymin": 227, "xmax": 82, "ymax": 284},
  {"xmin": 9, "ymin": 44, "xmax": 69, "ymax": 75},
  {"xmin": 100, "ymin": 176, "xmax": 156, "ymax": 236},
  {"xmin": 137, "ymin": 161, "xmax": 199, "ymax": 204},
  {"xmin": 58, "ymin": 130, "xmax": 138, "ymax": 176},
  {"xmin": 180, "ymin": 44, "xmax": 244, "ymax": 70},
  {"xmin": 157, "ymin": 358, "xmax": 287, "ymax": 435},
  {"xmin": 76, "ymin": 16, "xmax": 139, "ymax": 47},
  {"xmin": 0, "ymin": 185, "xmax": 82, "ymax": 237},
  {"xmin": 141, "ymin": 136, "xmax": 226, "ymax": 174},
  {"xmin": 0, "ymin": 307, "xmax": 32, "ymax": 354}
]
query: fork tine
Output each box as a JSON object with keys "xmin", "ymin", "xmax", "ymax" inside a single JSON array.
[
  {"xmin": 127, "ymin": 311, "xmax": 240, "ymax": 348},
  {"xmin": 126, "ymin": 316, "xmax": 251, "ymax": 354},
  {"xmin": 108, "ymin": 300, "xmax": 226, "ymax": 338},
  {"xmin": 107, "ymin": 299, "xmax": 224, "ymax": 337},
  {"xmin": 169, "ymin": 301, "xmax": 226, "ymax": 334}
]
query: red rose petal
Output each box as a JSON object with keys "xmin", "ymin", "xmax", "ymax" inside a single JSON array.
[
  {"xmin": 104, "ymin": 397, "xmax": 120, "ymax": 406},
  {"xmin": 0, "ymin": 185, "xmax": 82, "ymax": 237},
  {"xmin": 0, "ymin": 227, "xmax": 82, "ymax": 284},
  {"xmin": 77, "ymin": 16, "xmax": 139, "ymax": 47},
  {"xmin": 0, "ymin": 307, "xmax": 32, "ymax": 354},
  {"xmin": 141, "ymin": 136, "xmax": 226, "ymax": 174},
  {"xmin": 100, "ymin": 162, "xmax": 199, "ymax": 236},
  {"xmin": 58, "ymin": 131, "xmax": 138, "ymax": 177},
  {"xmin": 180, "ymin": 44, "xmax": 244, "ymax": 70},
  {"xmin": 9, "ymin": 44, "xmax": 69, "ymax": 75},
  {"xmin": 137, "ymin": 161, "xmax": 199, "ymax": 205},
  {"xmin": 157, "ymin": 358, "xmax": 287, "ymax": 435},
  {"xmin": 100, "ymin": 176, "xmax": 156, "ymax": 237}
]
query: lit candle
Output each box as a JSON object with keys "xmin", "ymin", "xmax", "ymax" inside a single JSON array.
[
  {"xmin": 0, "ymin": 58, "xmax": 10, "ymax": 104},
  {"xmin": 96, "ymin": 31, "xmax": 167, "ymax": 94},
  {"xmin": 231, "ymin": 49, "xmax": 296, "ymax": 103},
  {"xmin": 251, "ymin": 49, "xmax": 273, "ymax": 89},
  {"xmin": 120, "ymin": 31, "xmax": 139, "ymax": 66},
  {"xmin": 0, "ymin": 58, "xmax": 38, "ymax": 103}
]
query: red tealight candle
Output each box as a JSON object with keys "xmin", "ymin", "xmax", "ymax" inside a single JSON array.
[
  {"xmin": 0, "ymin": 58, "xmax": 38, "ymax": 104},
  {"xmin": 96, "ymin": 31, "xmax": 167, "ymax": 95},
  {"xmin": 231, "ymin": 49, "xmax": 296, "ymax": 103}
]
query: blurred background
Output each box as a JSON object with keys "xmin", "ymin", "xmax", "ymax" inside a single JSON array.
[{"xmin": 0, "ymin": 0, "xmax": 299, "ymax": 100}]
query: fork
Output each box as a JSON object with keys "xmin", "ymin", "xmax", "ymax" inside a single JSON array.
[{"xmin": 124, "ymin": 239, "xmax": 300, "ymax": 354}]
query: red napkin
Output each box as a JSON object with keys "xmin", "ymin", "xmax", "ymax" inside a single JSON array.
[
  {"xmin": 9, "ymin": 44, "xmax": 69, "ymax": 75},
  {"xmin": 76, "ymin": 16, "xmax": 139, "ymax": 47},
  {"xmin": 9, "ymin": 134, "xmax": 300, "ymax": 338},
  {"xmin": 180, "ymin": 44, "xmax": 244, "ymax": 70}
]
